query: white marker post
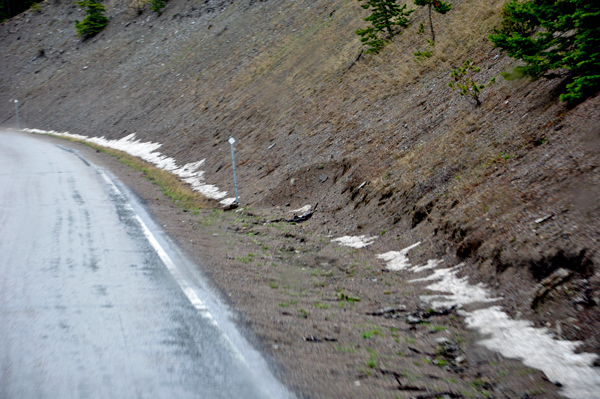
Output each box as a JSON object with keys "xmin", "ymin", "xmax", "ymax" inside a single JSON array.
[
  {"xmin": 229, "ymin": 136, "xmax": 239, "ymax": 204},
  {"xmin": 14, "ymin": 100, "xmax": 20, "ymax": 130}
]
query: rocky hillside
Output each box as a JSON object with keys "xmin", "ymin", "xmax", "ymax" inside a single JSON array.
[{"xmin": 1, "ymin": 0, "xmax": 599, "ymax": 390}]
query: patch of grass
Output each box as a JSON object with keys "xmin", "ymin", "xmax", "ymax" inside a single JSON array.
[
  {"xmin": 278, "ymin": 299, "xmax": 298, "ymax": 307},
  {"xmin": 297, "ymin": 308, "xmax": 309, "ymax": 318},
  {"xmin": 269, "ymin": 280, "xmax": 279, "ymax": 289},
  {"xmin": 336, "ymin": 344, "xmax": 357, "ymax": 353},
  {"xmin": 527, "ymin": 387, "xmax": 546, "ymax": 396},
  {"xmin": 366, "ymin": 352, "xmax": 378, "ymax": 368},
  {"xmin": 313, "ymin": 301, "xmax": 329, "ymax": 309},
  {"xmin": 237, "ymin": 254, "xmax": 255, "ymax": 263},
  {"xmin": 433, "ymin": 358, "xmax": 448, "ymax": 367},
  {"xmin": 338, "ymin": 292, "xmax": 361, "ymax": 303},
  {"xmin": 430, "ymin": 325, "xmax": 447, "ymax": 332},
  {"xmin": 515, "ymin": 367, "xmax": 537, "ymax": 376},
  {"xmin": 30, "ymin": 2, "xmax": 42, "ymax": 13},
  {"xmin": 362, "ymin": 327, "xmax": 382, "ymax": 339},
  {"xmin": 471, "ymin": 378, "xmax": 492, "ymax": 389},
  {"xmin": 199, "ymin": 218, "xmax": 213, "ymax": 226}
]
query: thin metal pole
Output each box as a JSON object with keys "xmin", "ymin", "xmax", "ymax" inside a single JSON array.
[
  {"xmin": 15, "ymin": 100, "xmax": 20, "ymax": 130},
  {"xmin": 229, "ymin": 137, "xmax": 239, "ymax": 204}
]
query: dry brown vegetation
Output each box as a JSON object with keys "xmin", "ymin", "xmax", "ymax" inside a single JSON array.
[{"xmin": 56, "ymin": 135, "xmax": 216, "ymax": 210}]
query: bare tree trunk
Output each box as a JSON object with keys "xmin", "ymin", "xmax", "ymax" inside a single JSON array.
[{"xmin": 428, "ymin": 4, "xmax": 435, "ymax": 43}]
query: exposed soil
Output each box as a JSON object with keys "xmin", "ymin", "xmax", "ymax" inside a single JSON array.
[{"xmin": 1, "ymin": 0, "xmax": 599, "ymax": 397}]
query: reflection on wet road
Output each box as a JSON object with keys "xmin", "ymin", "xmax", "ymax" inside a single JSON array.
[{"xmin": 0, "ymin": 130, "xmax": 290, "ymax": 399}]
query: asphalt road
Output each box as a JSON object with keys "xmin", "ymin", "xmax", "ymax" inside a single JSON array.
[{"xmin": 0, "ymin": 130, "xmax": 292, "ymax": 399}]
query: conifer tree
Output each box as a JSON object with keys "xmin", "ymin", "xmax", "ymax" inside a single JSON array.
[
  {"xmin": 75, "ymin": 0, "xmax": 109, "ymax": 39},
  {"xmin": 356, "ymin": 0, "xmax": 414, "ymax": 54},
  {"xmin": 150, "ymin": 0, "xmax": 167, "ymax": 16},
  {"xmin": 489, "ymin": 0, "xmax": 600, "ymax": 103},
  {"xmin": 413, "ymin": 0, "xmax": 451, "ymax": 43}
]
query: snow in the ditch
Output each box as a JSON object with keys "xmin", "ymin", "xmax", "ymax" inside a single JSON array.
[
  {"xmin": 331, "ymin": 235, "xmax": 377, "ymax": 248},
  {"xmin": 376, "ymin": 242, "xmax": 600, "ymax": 399},
  {"xmin": 409, "ymin": 266, "xmax": 502, "ymax": 309},
  {"xmin": 467, "ymin": 307, "xmax": 600, "ymax": 399},
  {"xmin": 376, "ymin": 242, "xmax": 422, "ymax": 270},
  {"xmin": 25, "ymin": 129, "xmax": 236, "ymax": 205}
]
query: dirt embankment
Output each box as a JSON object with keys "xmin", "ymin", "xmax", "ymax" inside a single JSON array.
[
  {"xmin": 1, "ymin": 0, "xmax": 599, "ymax": 397},
  {"xmin": 38, "ymin": 133, "xmax": 570, "ymax": 399}
]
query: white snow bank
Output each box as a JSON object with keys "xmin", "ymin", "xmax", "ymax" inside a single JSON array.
[
  {"xmin": 25, "ymin": 129, "xmax": 236, "ymax": 205},
  {"xmin": 331, "ymin": 235, "xmax": 377, "ymax": 248}
]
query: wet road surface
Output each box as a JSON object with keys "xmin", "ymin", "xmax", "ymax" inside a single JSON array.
[{"xmin": 0, "ymin": 130, "xmax": 291, "ymax": 399}]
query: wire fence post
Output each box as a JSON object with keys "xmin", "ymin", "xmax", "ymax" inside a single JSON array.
[
  {"xmin": 229, "ymin": 136, "xmax": 239, "ymax": 204},
  {"xmin": 15, "ymin": 100, "xmax": 20, "ymax": 130}
]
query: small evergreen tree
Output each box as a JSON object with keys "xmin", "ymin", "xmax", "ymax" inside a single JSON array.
[
  {"xmin": 448, "ymin": 60, "xmax": 496, "ymax": 106},
  {"xmin": 150, "ymin": 0, "xmax": 167, "ymax": 16},
  {"xmin": 489, "ymin": 0, "xmax": 600, "ymax": 103},
  {"xmin": 356, "ymin": 0, "xmax": 414, "ymax": 54},
  {"xmin": 75, "ymin": 0, "xmax": 109, "ymax": 39},
  {"xmin": 413, "ymin": 0, "xmax": 451, "ymax": 43}
]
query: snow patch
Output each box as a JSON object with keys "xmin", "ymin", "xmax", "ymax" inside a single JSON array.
[
  {"xmin": 378, "ymin": 243, "xmax": 600, "ymax": 399},
  {"xmin": 331, "ymin": 235, "xmax": 376, "ymax": 248},
  {"xmin": 376, "ymin": 242, "xmax": 421, "ymax": 270},
  {"xmin": 25, "ymin": 129, "xmax": 236, "ymax": 205},
  {"xmin": 290, "ymin": 205, "xmax": 311, "ymax": 214},
  {"xmin": 466, "ymin": 307, "xmax": 600, "ymax": 399},
  {"xmin": 410, "ymin": 265, "xmax": 502, "ymax": 309}
]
